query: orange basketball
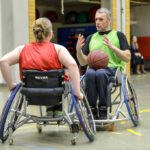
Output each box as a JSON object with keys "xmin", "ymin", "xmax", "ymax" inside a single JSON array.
[{"xmin": 87, "ymin": 50, "xmax": 109, "ymax": 69}]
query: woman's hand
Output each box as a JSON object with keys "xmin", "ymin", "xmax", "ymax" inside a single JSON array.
[
  {"xmin": 75, "ymin": 92, "xmax": 84, "ymax": 101},
  {"xmin": 9, "ymin": 83, "xmax": 17, "ymax": 91}
]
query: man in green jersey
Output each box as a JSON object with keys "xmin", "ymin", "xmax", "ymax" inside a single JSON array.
[{"xmin": 76, "ymin": 8, "xmax": 131, "ymax": 119}]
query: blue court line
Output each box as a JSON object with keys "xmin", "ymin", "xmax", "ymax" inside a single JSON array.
[{"xmin": 24, "ymin": 144, "xmax": 56, "ymax": 150}]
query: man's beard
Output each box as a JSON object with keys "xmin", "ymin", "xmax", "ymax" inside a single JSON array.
[{"xmin": 97, "ymin": 26, "xmax": 111, "ymax": 32}]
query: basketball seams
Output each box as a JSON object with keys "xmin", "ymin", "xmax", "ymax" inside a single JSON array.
[
  {"xmin": 90, "ymin": 52, "xmax": 99, "ymax": 66},
  {"xmin": 91, "ymin": 57, "xmax": 108, "ymax": 68},
  {"xmin": 87, "ymin": 50, "xmax": 109, "ymax": 69},
  {"xmin": 89, "ymin": 53, "xmax": 108, "ymax": 66},
  {"xmin": 90, "ymin": 56, "xmax": 108, "ymax": 65},
  {"xmin": 87, "ymin": 51, "xmax": 97, "ymax": 66}
]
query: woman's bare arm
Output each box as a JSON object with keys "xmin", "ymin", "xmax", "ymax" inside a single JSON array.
[
  {"xmin": 55, "ymin": 44, "xmax": 83, "ymax": 100},
  {"xmin": 0, "ymin": 45, "xmax": 24, "ymax": 90}
]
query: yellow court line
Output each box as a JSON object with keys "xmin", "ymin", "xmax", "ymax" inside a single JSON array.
[
  {"xmin": 140, "ymin": 109, "xmax": 150, "ymax": 113},
  {"xmin": 127, "ymin": 129, "xmax": 142, "ymax": 136},
  {"xmin": 120, "ymin": 121, "xmax": 126, "ymax": 124}
]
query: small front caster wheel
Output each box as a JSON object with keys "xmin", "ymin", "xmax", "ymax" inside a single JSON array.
[
  {"xmin": 37, "ymin": 124, "xmax": 42, "ymax": 133},
  {"xmin": 71, "ymin": 139, "xmax": 76, "ymax": 145},
  {"xmin": 8, "ymin": 138, "xmax": 13, "ymax": 145}
]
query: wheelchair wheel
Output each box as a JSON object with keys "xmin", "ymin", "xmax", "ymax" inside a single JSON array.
[
  {"xmin": 0, "ymin": 84, "xmax": 22, "ymax": 142},
  {"xmin": 72, "ymin": 88, "xmax": 96, "ymax": 142},
  {"xmin": 122, "ymin": 74, "xmax": 140, "ymax": 126}
]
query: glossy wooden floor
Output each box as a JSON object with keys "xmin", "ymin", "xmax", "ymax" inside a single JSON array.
[{"xmin": 0, "ymin": 72, "xmax": 150, "ymax": 150}]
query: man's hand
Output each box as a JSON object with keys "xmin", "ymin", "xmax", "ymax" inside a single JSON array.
[
  {"xmin": 76, "ymin": 34, "xmax": 88, "ymax": 66},
  {"xmin": 76, "ymin": 34, "xmax": 85, "ymax": 51},
  {"xmin": 103, "ymin": 34, "xmax": 116, "ymax": 50},
  {"xmin": 103, "ymin": 34, "xmax": 131, "ymax": 62}
]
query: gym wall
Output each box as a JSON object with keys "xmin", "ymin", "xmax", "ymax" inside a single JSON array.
[{"xmin": 0, "ymin": 0, "xmax": 28, "ymax": 84}]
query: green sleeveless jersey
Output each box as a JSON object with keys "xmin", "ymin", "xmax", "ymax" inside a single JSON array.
[{"xmin": 89, "ymin": 30, "xmax": 125, "ymax": 70}]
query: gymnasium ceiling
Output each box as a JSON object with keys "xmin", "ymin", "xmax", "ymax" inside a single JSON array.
[
  {"xmin": 132, "ymin": 0, "xmax": 150, "ymax": 2},
  {"xmin": 131, "ymin": 0, "xmax": 150, "ymax": 6},
  {"xmin": 36, "ymin": 0, "xmax": 150, "ymax": 6}
]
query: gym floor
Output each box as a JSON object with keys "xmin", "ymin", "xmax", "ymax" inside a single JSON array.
[{"xmin": 0, "ymin": 72, "xmax": 150, "ymax": 150}]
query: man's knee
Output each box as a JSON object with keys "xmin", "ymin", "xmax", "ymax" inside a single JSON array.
[
  {"xmin": 95, "ymin": 69, "xmax": 107, "ymax": 78},
  {"xmin": 86, "ymin": 68, "xmax": 96, "ymax": 78}
]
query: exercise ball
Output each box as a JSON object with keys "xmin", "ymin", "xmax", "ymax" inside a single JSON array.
[
  {"xmin": 77, "ymin": 12, "xmax": 88, "ymax": 23},
  {"xmin": 88, "ymin": 6, "xmax": 100, "ymax": 22},
  {"xmin": 36, "ymin": 8, "xmax": 40, "ymax": 19},
  {"xmin": 44, "ymin": 10, "xmax": 58, "ymax": 22},
  {"xmin": 65, "ymin": 11, "xmax": 78, "ymax": 24}
]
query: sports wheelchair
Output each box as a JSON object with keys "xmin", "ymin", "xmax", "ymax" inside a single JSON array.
[
  {"xmin": 0, "ymin": 69, "xmax": 96, "ymax": 145},
  {"xmin": 80, "ymin": 68, "xmax": 140, "ymax": 130}
]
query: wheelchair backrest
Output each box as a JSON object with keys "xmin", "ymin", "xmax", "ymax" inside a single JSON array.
[
  {"xmin": 21, "ymin": 69, "xmax": 65, "ymax": 106},
  {"xmin": 108, "ymin": 67, "xmax": 122, "ymax": 87},
  {"xmin": 114, "ymin": 67, "xmax": 122, "ymax": 85}
]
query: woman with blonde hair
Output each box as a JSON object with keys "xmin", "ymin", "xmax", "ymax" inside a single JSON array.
[{"xmin": 0, "ymin": 17, "xmax": 83, "ymax": 117}]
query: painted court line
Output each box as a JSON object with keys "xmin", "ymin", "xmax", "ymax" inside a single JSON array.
[
  {"xmin": 140, "ymin": 109, "xmax": 150, "ymax": 113},
  {"xmin": 127, "ymin": 129, "xmax": 142, "ymax": 136}
]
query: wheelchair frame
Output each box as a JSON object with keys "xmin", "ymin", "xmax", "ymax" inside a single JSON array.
[
  {"xmin": 80, "ymin": 68, "xmax": 140, "ymax": 128},
  {"xmin": 0, "ymin": 69, "xmax": 96, "ymax": 145}
]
